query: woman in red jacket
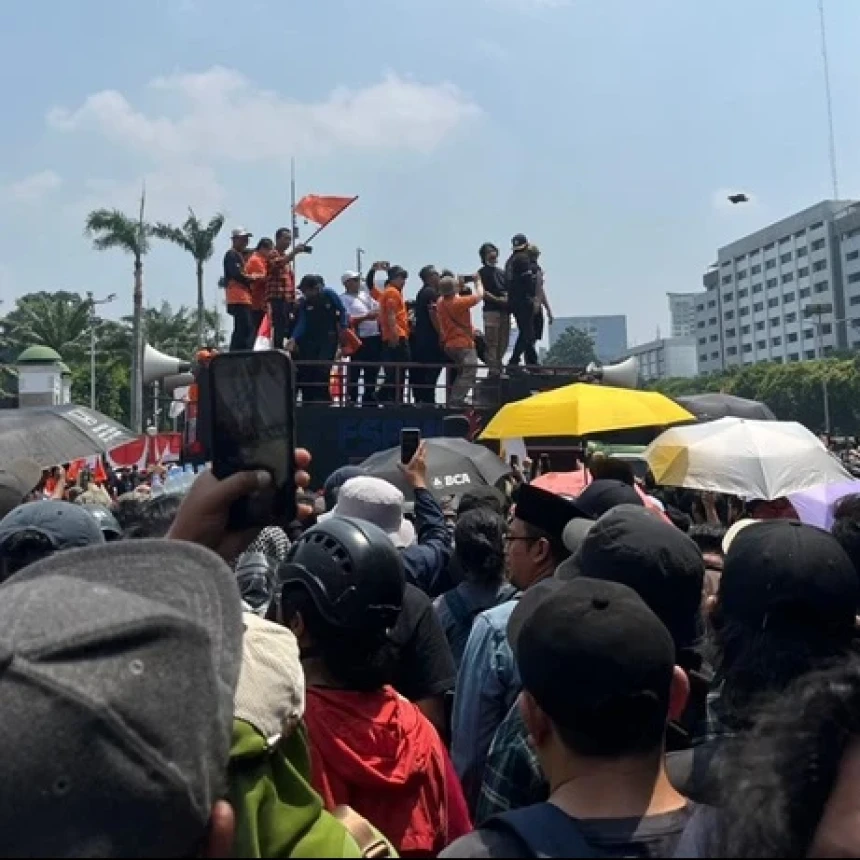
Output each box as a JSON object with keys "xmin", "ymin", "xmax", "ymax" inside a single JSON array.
[{"xmin": 272, "ymin": 514, "xmax": 471, "ymax": 857}]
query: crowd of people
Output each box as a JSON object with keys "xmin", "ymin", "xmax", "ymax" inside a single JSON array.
[
  {"xmin": 3, "ymin": 440, "xmax": 860, "ymax": 857},
  {"xmin": 223, "ymin": 229, "xmax": 555, "ymax": 407}
]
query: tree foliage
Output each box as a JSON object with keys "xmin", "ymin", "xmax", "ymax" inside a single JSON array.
[{"xmin": 545, "ymin": 326, "xmax": 597, "ymax": 367}]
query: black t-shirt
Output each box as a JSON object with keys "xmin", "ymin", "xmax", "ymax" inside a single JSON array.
[
  {"xmin": 504, "ymin": 252, "xmax": 536, "ymax": 305},
  {"xmin": 479, "ymin": 265, "xmax": 507, "ymax": 301},
  {"xmin": 390, "ymin": 582, "xmax": 456, "ymax": 701}
]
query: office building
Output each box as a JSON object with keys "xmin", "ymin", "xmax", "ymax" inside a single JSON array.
[
  {"xmin": 621, "ymin": 337, "xmax": 698, "ymax": 382},
  {"xmin": 667, "ymin": 292, "xmax": 699, "ymax": 337},
  {"xmin": 549, "ymin": 315, "xmax": 628, "ymax": 363},
  {"xmin": 695, "ymin": 200, "xmax": 858, "ymax": 374}
]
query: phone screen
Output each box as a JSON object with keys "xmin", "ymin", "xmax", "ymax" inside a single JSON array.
[
  {"xmin": 401, "ymin": 428, "xmax": 421, "ymax": 465},
  {"xmin": 209, "ymin": 351, "xmax": 296, "ymax": 528},
  {"xmin": 509, "ymin": 454, "xmax": 519, "ymax": 468}
]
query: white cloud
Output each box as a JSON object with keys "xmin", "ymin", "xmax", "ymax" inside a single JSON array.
[
  {"xmin": 5, "ymin": 170, "xmax": 62, "ymax": 203},
  {"xmin": 711, "ymin": 188, "xmax": 760, "ymax": 212},
  {"xmin": 47, "ymin": 67, "xmax": 481, "ymax": 164}
]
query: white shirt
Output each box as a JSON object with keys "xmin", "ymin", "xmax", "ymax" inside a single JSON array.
[{"xmin": 341, "ymin": 290, "xmax": 380, "ymax": 338}]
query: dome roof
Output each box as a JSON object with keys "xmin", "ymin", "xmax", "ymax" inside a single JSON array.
[{"xmin": 16, "ymin": 345, "xmax": 63, "ymax": 364}]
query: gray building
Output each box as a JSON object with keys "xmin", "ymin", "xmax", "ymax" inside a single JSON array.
[
  {"xmin": 621, "ymin": 336, "xmax": 698, "ymax": 382},
  {"xmin": 549, "ymin": 315, "xmax": 628, "ymax": 363},
  {"xmin": 695, "ymin": 200, "xmax": 858, "ymax": 374},
  {"xmin": 668, "ymin": 292, "xmax": 699, "ymax": 337}
]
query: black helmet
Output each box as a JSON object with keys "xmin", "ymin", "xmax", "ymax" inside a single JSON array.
[
  {"xmin": 235, "ymin": 551, "xmax": 276, "ymax": 613},
  {"xmin": 279, "ymin": 516, "xmax": 404, "ymax": 632},
  {"xmin": 81, "ymin": 504, "xmax": 123, "ymax": 541}
]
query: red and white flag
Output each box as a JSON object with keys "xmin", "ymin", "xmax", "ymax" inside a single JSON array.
[{"xmin": 254, "ymin": 313, "xmax": 273, "ymax": 351}]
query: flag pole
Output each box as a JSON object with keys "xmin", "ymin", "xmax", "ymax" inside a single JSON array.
[{"xmin": 290, "ymin": 157, "xmax": 299, "ymax": 279}]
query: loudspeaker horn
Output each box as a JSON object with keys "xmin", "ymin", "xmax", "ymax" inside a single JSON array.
[
  {"xmin": 586, "ymin": 356, "xmax": 639, "ymax": 389},
  {"xmin": 143, "ymin": 344, "xmax": 192, "ymax": 386}
]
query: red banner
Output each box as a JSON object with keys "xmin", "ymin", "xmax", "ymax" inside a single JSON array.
[{"xmin": 107, "ymin": 433, "xmax": 182, "ymax": 470}]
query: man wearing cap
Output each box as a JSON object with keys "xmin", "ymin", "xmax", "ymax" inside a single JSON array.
[
  {"xmin": 0, "ymin": 458, "xmax": 42, "ymax": 521},
  {"xmin": 339, "ymin": 270, "xmax": 382, "ymax": 405},
  {"xmin": 505, "ymin": 233, "xmax": 540, "ymax": 369},
  {"xmin": 0, "ymin": 539, "xmax": 243, "ymax": 857},
  {"xmin": 452, "ymin": 483, "xmax": 582, "ymax": 813},
  {"xmin": 442, "ymin": 579, "xmax": 693, "ymax": 858},
  {"xmin": 225, "ymin": 227, "xmax": 264, "ymax": 351}
]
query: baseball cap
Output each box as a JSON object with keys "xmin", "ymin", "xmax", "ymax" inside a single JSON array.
[
  {"xmin": 570, "ymin": 504, "xmax": 704, "ymax": 650},
  {"xmin": 512, "ymin": 233, "xmax": 529, "ymax": 251},
  {"xmin": 719, "ymin": 520, "xmax": 858, "ymax": 635},
  {"xmin": 560, "ymin": 517, "xmax": 596, "ymax": 560},
  {"xmin": 721, "ymin": 517, "xmax": 759, "ymax": 554},
  {"xmin": 0, "ymin": 500, "xmax": 104, "ymax": 551},
  {"xmin": 575, "ymin": 479, "xmax": 643, "ymax": 519},
  {"xmin": 0, "ymin": 539, "xmax": 244, "ymax": 857},
  {"xmin": 341, "ymin": 270, "xmax": 361, "ymax": 285},
  {"xmin": 515, "ymin": 578, "xmax": 676, "ymax": 738},
  {"xmin": 513, "ymin": 483, "xmax": 587, "ymax": 543},
  {"xmin": 231, "ymin": 226, "xmax": 253, "ymax": 238},
  {"xmin": 0, "ymin": 459, "xmax": 42, "ymax": 520}
]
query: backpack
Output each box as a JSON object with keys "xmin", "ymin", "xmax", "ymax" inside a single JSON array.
[
  {"xmin": 228, "ymin": 719, "xmax": 398, "ymax": 858},
  {"xmin": 483, "ymin": 805, "xmax": 609, "ymax": 859}
]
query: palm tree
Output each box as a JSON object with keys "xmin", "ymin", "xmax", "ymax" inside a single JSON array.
[
  {"xmin": 85, "ymin": 207, "xmax": 152, "ymax": 432},
  {"xmin": 152, "ymin": 210, "xmax": 226, "ymax": 348},
  {"xmin": 1, "ymin": 291, "xmax": 93, "ymax": 361}
]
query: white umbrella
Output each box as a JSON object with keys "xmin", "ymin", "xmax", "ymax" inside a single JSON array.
[{"xmin": 644, "ymin": 417, "xmax": 852, "ymax": 500}]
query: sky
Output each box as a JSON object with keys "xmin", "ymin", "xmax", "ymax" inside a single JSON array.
[{"xmin": 3, "ymin": 0, "xmax": 860, "ymax": 347}]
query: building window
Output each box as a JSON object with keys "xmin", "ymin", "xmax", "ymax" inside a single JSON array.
[
  {"xmin": 850, "ymin": 295, "xmax": 860, "ymax": 306},
  {"xmin": 800, "ymin": 287, "xmax": 811, "ymax": 299},
  {"xmin": 812, "ymin": 238, "xmax": 826, "ymax": 251},
  {"xmin": 764, "ymin": 242, "xmax": 775, "ymax": 250},
  {"xmin": 779, "ymin": 236, "xmax": 791, "ymax": 245},
  {"xmin": 725, "ymin": 327, "xmax": 736, "ymax": 338},
  {"xmin": 711, "ymin": 351, "xmax": 719, "ymax": 360},
  {"xmin": 755, "ymin": 321, "xmax": 765, "ymax": 331},
  {"xmin": 813, "ymin": 259, "xmax": 828, "ymax": 272},
  {"xmin": 749, "ymin": 249, "xmax": 760, "ymax": 258},
  {"xmin": 743, "ymin": 344, "xmax": 752, "ymax": 353},
  {"xmin": 708, "ymin": 299, "xmax": 716, "ymax": 308},
  {"xmin": 804, "ymin": 329, "xmax": 814, "ymax": 340},
  {"xmin": 788, "ymin": 332, "xmax": 799, "ymax": 343},
  {"xmin": 768, "ymin": 297, "xmax": 779, "ymax": 308},
  {"xmin": 814, "ymin": 280, "xmax": 829, "ymax": 293},
  {"xmin": 785, "ymin": 312, "xmax": 797, "ymax": 323},
  {"xmin": 767, "ymin": 278, "xmax": 778, "ymax": 289},
  {"xmin": 780, "ymin": 252, "xmax": 792, "ymax": 264},
  {"xmin": 847, "ymin": 250, "xmax": 860, "ymax": 261},
  {"xmin": 697, "ymin": 320, "xmax": 706, "ymax": 328},
  {"xmin": 740, "ymin": 306, "xmax": 750, "ymax": 317},
  {"xmin": 700, "ymin": 354, "xmax": 709, "ymax": 362},
  {"xmin": 848, "ymin": 272, "xmax": 860, "ymax": 284},
  {"xmin": 797, "ymin": 247, "xmax": 808, "ymax": 258},
  {"xmin": 772, "ymin": 336, "xmax": 782, "ymax": 347},
  {"xmin": 798, "ymin": 266, "xmax": 809, "ymax": 278},
  {"xmin": 822, "ymin": 323, "xmax": 833, "ymax": 335},
  {"xmin": 721, "ymin": 259, "xmax": 731, "ymax": 268},
  {"xmin": 735, "ymin": 254, "xmax": 746, "ymax": 263},
  {"xmin": 741, "ymin": 325, "xmax": 751, "ymax": 335},
  {"xmin": 698, "ymin": 337, "xmax": 707, "ymax": 345},
  {"xmin": 781, "ymin": 273, "xmax": 794, "ymax": 284},
  {"xmin": 756, "ymin": 340, "xmax": 766, "ymax": 350},
  {"xmin": 754, "ymin": 302, "xmax": 764, "ymax": 312},
  {"xmin": 770, "ymin": 317, "xmax": 780, "ymax": 327},
  {"xmin": 708, "ymin": 334, "xmax": 717, "ymax": 342},
  {"xmin": 727, "ymin": 346, "xmax": 738, "ymax": 356},
  {"xmin": 766, "ymin": 259, "xmax": 776, "ymax": 270},
  {"xmin": 788, "ymin": 352, "xmax": 800, "ymax": 361},
  {"xmin": 722, "ymin": 275, "xmax": 732, "ymax": 285},
  {"xmin": 752, "ymin": 283, "xmax": 763, "ymax": 293},
  {"xmin": 738, "ymin": 287, "xmax": 749, "ymax": 299},
  {"xmin": 724, "ymin": 310, "xmax": 735, "ymax": 320},
  {"xmin": 751, "ymin": 264, "xmax": 762, "ymax": 275},
  {"xmin": 795, "ymin": 229, "xmax": 807, "ymax": 238},
  {"xmin": 709, "ymin": 317, "xmax": 717, "ymax": 325},
  {"xmin": 696, "ymin": 303, "xmax": 705, "ymax": 312},
  {"xmin": 810, "ymin": 221, "xmax": 824, "ymax": 231},
  {"xmin": 784, "ymin": 292, "xmax": 795, "ymax": 304},
  {"xmin": 805, "ymin": 349, "xmax": 816, "ymax": 359},
  {"xmin": 737, "ymin": 269, "xmax": 748, "ymax": 280},
  {"xmin": 723, "ymin": 292, "xmax": 734, "ymax": 302}
]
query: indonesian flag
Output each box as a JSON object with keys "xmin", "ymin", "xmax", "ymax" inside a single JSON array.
[
  {"xmin": 294, "ymin": 194, "xmax": 358, "ymax": 227},
  {"xmin": 254, "ymin": 313, "xmax": 273, "ymax": 351}
]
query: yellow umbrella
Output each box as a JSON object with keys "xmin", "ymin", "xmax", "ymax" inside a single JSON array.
[{"xmin": 480, "ymin": 383, "xmax": 695, "ymax": 440}]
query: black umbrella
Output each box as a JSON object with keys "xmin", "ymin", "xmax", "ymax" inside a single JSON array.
[
  {"xmin": 360, "ymin": 437, "xmax": 511, "ymax": 499},
  {"xmin": 676, "ymin": 393, "xmax": 776, "ymax": 422},
  {"xmin": 0, "ymin": 404, "xmax": 136, "ymax": 467}
]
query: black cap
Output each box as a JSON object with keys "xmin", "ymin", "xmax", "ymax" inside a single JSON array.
[
  {"xmin": 513, "ymin": 484, "xmax": 586, "ymax": 542},
  {"xmin": 515, "ymin": 578, "xmax": 675, "ymax": 730},
  {"xmin": 512, "ymin": 233, "xmax": 529, "ymax": 251},
  {"xmin": 571, "ymin": 505, "xmax": 704, "ymax": 650},
  {"xmin": 279, "ymin": 516, "xmax": 405, "ymax": 632},
  {"xmin": 575, "ymin": 479, "xmax": 643, "ymax": 519},
  {"xmin": 720, "ymin": 520, "xmax": 858, "ymax": 635}
]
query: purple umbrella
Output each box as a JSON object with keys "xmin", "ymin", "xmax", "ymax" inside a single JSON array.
[{"xmin": 789, "ymin": 479, "xmax": 860, "ymax": 531}]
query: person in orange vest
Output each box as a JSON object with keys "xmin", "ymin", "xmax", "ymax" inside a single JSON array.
[
  {"xmin": 435, "ymin": 275, "xmax": 485, "ymax": 408},
  {"xmin": 224, "ymin": 227, "xmax": 264, "ymax": 351},
  {"xmin": 377, "ymin": 265, "xmax": 411, "ymax": 404}
]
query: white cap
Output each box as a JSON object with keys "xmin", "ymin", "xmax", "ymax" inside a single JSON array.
[
  {"xmin": 231, "ymin": 227, "xmax": 253, "ymax": 239},
  {"xmin": 341, "ymin": 270, "xmax": 361, "ymax": 285}
]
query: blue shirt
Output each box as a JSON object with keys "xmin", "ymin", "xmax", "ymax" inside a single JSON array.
[
  {"xmin": 402, "ymin": 487, "xmax": 454, "ymax": 597},
  {"xmin": 451, "ymin": 598, "xmax": 521, "ymax": 813},
  {"xmin": 291, "ymin": 287, "xmax": 348, "ymax": 341}
]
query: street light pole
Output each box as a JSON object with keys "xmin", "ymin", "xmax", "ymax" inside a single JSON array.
[
  {"xmin": 88, "ymin": 292, "xmax": 117, "ymax": 411},
  {"xmin": 804, "ymin": 302, "xmax": 834, "ymax": 435}
]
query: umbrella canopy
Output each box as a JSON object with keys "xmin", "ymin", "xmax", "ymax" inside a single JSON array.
[
  {"xmin": 676, "ymin": 393, "xmax": 776, "ymax": 422},
  {"xmin": 0, "ymin": 405, "xmax": 136, "ymax": 468},
  {"xmin": 359, "ymin": 437, "xmax": 511, "ymax": 499},
  {"xmin": 480, "ymin": 383, "xmax": 695, "ymax": 440},
  {"xmin": 789, "ymin": 479, "xmax": 860, "ymax": 530},
  {"xmin": 644, "ymin": 417, "xmax": 851, "ymax": 501}
]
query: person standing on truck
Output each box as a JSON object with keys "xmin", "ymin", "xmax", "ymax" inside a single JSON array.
[
  {"xmin": 224, "ymin": 227, "xmax": 263, "ymax": 351},
  {"xmin": 506, "ymin": 233, "xmax": 539, "ymax": 369}
]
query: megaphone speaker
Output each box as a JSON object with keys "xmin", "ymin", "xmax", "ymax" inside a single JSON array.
[
  {"xmin": 586, "ymin": 356, "xmax": 639, "ymax": 389},
  {"xmin": 143, "ymin": 344, "xmax": 192, "ymax": 386}
]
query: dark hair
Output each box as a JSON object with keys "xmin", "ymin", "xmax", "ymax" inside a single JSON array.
[
  {"xmin": 832, "ymin": 494, "xmax": 860, "ymax": 587},
  {"xmin": 0, "ymin": 530, "xmax": 56, "ymax": 582},
  {"xmin": 120, "ymin": 493, "xmax": 184, "ymax": 539},
  {"xmin": 714, "ymin": 658, "xmax": 860, "ymax": 858},
  {"xmin": 479, "ymin": 242, "xmax": 499, "ymax": 263},
  {"xmin": 298, "ymin": 274, "xmax": 324, "ymax": 291},
  {"xmin": 275, "ymin": 227, "xmax": 292, "ymax": 241},
  {"xmin": 454, "ymin": 508, "xmax": 506, "ymax": 587},
  {"xmin": 418, "ymin": 265, "xmax": 437, "ymax": 283},
  {"xmin": 457, "ymin": 486, "xmax": 509, "ymax": 517},
  {"xmin": 279, "ymin": 586, "xmax": 399, "ymax": 692},
  {"xmin": 523, "ymin": 521, "xmax": 570, "ymax": 566},
  {"xmin": 256, "ymin": 237, "xmax": 274, "ymax": 251},
  {"xmin": 587, "ymin": 456, "xmax": 635, "ymax": 487},
  {"xmin": 689, "ymin": 523, "xmax": 727, "ymax": 556},
  {"xmin": 387, "ymin": 266, "xmax": 408, "ymax": 282}
]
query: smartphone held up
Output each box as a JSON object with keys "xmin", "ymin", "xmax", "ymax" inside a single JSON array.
[{"xmin": 401, "ymin": 428, "xmax": 421, "ymax": 465}]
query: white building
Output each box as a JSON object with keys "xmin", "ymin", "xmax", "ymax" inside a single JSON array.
[
  {"xmin": 667, "ymin": 292, "xmax": 699, "ymax": 337},
  {"xmin": 621, "ymin": 337, "xmax": 698, "ymax": 382},
  {"xmin": 695, "ymin": 200, "xmax": 858, "ymax": 373}
]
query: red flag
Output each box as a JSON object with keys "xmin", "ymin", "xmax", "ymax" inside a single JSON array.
[{"xmin": 294, "ymin": 194, "xmax": 358, "ymax": 227}]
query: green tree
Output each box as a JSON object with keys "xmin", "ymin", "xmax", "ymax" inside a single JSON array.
[
  {"xmin": 545, "ymin": 326, "xmax": 597, "ymax": 367},
  {"xmin": 0, "ymin": 291, "xmax": 92, "ymax": 361},
  {"xmin": 152, "ymin": 210, "xmax": 225, "ymax": 348},
  {"xmin": 85, "ymin": 207, "xmax": 152, "ymax": 432}
]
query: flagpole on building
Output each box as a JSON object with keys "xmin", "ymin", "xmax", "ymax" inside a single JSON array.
[{"xmin": 290, "ymin": 157, "xmax": 299, "ymax": 279}]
